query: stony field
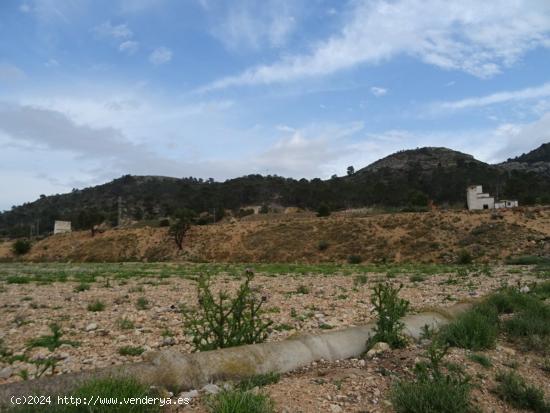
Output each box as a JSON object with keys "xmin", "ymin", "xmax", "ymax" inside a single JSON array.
[{"xmin": 0, "ymin": 262, "xmax": 549, "ymax": 412}]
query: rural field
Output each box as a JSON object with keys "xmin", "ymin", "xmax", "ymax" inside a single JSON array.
[{"xmin": 0, "ymin": 260, "xmax": 549, "ymax": 412}]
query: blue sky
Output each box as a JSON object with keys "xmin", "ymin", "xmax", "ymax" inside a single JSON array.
[{"xmin": 1, "ymin": 0, "xmax": 550, "ymax": 211}]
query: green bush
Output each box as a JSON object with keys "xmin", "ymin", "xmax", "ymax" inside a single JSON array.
[
  {"xmin": 439, "ymin": 306, "xmax": 498, "ymax": 350},
  {"xmin": 347, "ymin": 254, "xmax": 363, "ymax": 264},
  {"xmin": 207, "ymin": 389, "xmax": 274, "ymax": 413},
  {"xmin": 12, "ymin": 239, "xmax": 31, "ymax": 255},
  {"xmin": 391, "ymin": 341, "xmax": 473, "ymax": 413},
  {"xmin": 494, "ymin": 371, "xmax": 549, "ymax": 412},
  {"xmin": 184, "ymin": 269, "xmax": 272, "ymax": 351},
  {"xmin": 456, "ymin": 249, "xmax": 472, "ymax": 265},
  {"xmin": 368, "ymin": 283, "xmax": 410, "ymax": 349},
  {"xmin": 317, "ymin": 240, "xmax": 329, "ymax": 251},
  {"xmin": 316, "ymin": 203, "xmax": 331, "ymax": 217}
]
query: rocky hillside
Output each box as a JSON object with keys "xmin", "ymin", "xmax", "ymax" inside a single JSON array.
[
  {"xmin": 498, "ymin": 143, "xmax": 550, "ymax": 177},
  {"xmin": 1, "ymin": 207, "xmax": 549, "ymax": 264}
]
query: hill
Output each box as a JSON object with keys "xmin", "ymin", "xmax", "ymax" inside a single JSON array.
[
  {"xmin": 1, "ymin": 207, "xmax": 549, "ymax": 263},
  {"xmin": 1, "ymin": 144, "xmax": 550, "ymax": 238},
  {"xmin": 498, "ymin": 143, "xmax": 550, "ymax": 177}
]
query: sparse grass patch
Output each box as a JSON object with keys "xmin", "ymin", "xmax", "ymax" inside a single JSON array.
[
  {"xmin": 116, "ymin": 318, "xmax": 135, "ymax": 330},
  {"xmin": 118, "ymin": 345, "xmax": 145, "ymax": 356},
  {"xmin": 468, "ymin": 353, "xmax": 492, "ymax": 368},
  {"xmin": 206, "ymin": 389, "xmax": 274, "ymax": 413},
  {"xmin": 135, "ymin": 297, "xmax": 149, "ymax": 310},
  {"xmin": 87, "ymin": 300, "xmax": 106, "ymax": 312},
  {"xmin": 27, "ymin": 323, "xmax": 78, "ymax": 351},
  {"xmin": 295, "ymin": 284, "xmax": 309, "ymax": 294},
  {"xmin": 74, "ymin": 282, "xmax": 90, "ymax": 292},
  {"xmin": 237, "ymin": 372, "xmax": 280, "ymax": 391},
  {"xmin": 409, "ymin": 274, "xmax": 426, "ymax": 283},
  {"xmin": 353, "ymin": 274, "xmax": 368, "ymax": 286},
  {"xmin": 494, "ymin": 370, "xmax": 549, "ymax": 413},
  {"xmin": 7, "ymin": 276, "xmax": 29, "ymax": 284}
]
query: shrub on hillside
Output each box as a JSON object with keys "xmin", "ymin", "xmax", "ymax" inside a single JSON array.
[
  {"xmin": 12, "ymin": 239, "xmax": 31, "ymax": 255},
  {"xmin": 316, "ymin": 203, "xmax": 331, "ymax": 217}
]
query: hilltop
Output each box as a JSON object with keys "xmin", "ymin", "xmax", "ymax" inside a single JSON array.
[{"xmin": 1, "ymin": 144, "xmax": 550, "ymax": 238}]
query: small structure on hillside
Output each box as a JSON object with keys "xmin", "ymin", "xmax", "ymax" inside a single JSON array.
[
  {"xmin": 53, "ymin": 220, "xmax": 72, "ymax": 234},
  {"xmin": 466, "ymin": 185, "xmax": 518, "ymax": 211}
]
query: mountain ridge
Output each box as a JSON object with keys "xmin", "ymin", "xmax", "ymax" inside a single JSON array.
[{"xmin": 1, "ymin": 143, "xmax": 549, "ymax": 238}]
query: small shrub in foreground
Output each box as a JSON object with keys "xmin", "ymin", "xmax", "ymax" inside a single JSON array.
[
  {"xmin": 368, "ymin": 282, "xmax": 409, "ymax": 349},
  {"xmin": 391, "ymin": 341, "xmax": 473, "ymax": 413},
  {"xmin": 184, "ymin": 269, "xmax": 272, "ymax": 351},
  {"xmin": 494, "ymin": 370, "xmax": 549, "ymax": 413},
  {"xmin": 456, "ymin": 249, "xmax": 472, "ymax": 265},
  {"xmin": 439, "ymin": 306, "xmax": 498, "ymax": 350}
]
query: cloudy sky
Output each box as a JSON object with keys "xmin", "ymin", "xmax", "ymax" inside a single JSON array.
[{"xmin": 1, "ymin": 0, "xmax": 550, "ymax": 211}]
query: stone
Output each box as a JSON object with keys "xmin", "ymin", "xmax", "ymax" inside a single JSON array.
[
  {"xmin": 85, "ymin": 323, "xmax": 98, "ymax": 332},
  {"xmin": 161, "ymin": 336, "xmax": 176, "ymax": 346},
  {"xmin": 366, "ymin": 342, "xmax": 390, "ymax": 358},
  {"xmin": 519, "ymin": 285, "xmax": 530, "ymax": 293},
  {"xmin": 202, "ymin": 383, "xmax": 221, "ymax": 395},
  {"xmin": 330, "ymin": 404, "xmax": 343, "ymax": 413},
  {"xmin": 0, "ymin": 367, "xmax": 13, "ymax": 379},
  {"xmin": 178, "ymin": 389, "xmax": 199, "ymax": 400}
]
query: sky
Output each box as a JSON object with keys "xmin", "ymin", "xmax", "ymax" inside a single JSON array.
[{"xmin": 1, "ymin": 0, "xmax": 550, "ymax": 211}]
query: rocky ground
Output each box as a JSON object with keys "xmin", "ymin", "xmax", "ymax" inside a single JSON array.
[{"xmin": 0, "ymin": 263, "xmax": 548, "ymax": 411}]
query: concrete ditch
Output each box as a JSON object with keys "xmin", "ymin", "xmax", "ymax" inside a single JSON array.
[{"xmin": 0, "ymin": 302, "xmax": 472, "ymax": 405}]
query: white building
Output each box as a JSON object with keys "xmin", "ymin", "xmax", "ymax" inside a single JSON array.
[
  {"xmin": 495, "ymin": 200, "xmax": 519, "ymax": 209},
  {"xmin": 467, "ymin": 185, "xmax": 518, "ymax": 211},
  {"xmin": 53, "ymin": 220, "xmax": 72, "ymax": 234}
]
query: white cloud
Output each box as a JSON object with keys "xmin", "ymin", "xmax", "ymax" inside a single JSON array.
[
  {"xmin": 119, "ymin": 40, "xmax": 139, "ymax": 55},
  {"xmin": 93, "ymin": 21, "xmax": 133, "ymax": 39},
  {"xmin": 207, "ymin": 0, "xmax": 299, "ymax": 51},
  {"xmin": 149, "ymin": 47, "xmax": 173, "ymax": 65},
  {"xmin": 370, "ymin": 86, "xmax": 387, "ymax": 97},
  {"xmin": 201, "ymin": 0, "xmax": 550, "ymax": 91},
  {"xmin": 19, "ymin": 3, "xmax": 31, "ymax": 13},
  {"xmin": 438, "ymin": 82, "xmax": 550, "ymax": 110}
]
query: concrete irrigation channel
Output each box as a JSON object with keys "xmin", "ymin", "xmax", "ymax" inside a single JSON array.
[{"xmin": 0, "ymin": 302, "xmax": 473, "ymax": 406}]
